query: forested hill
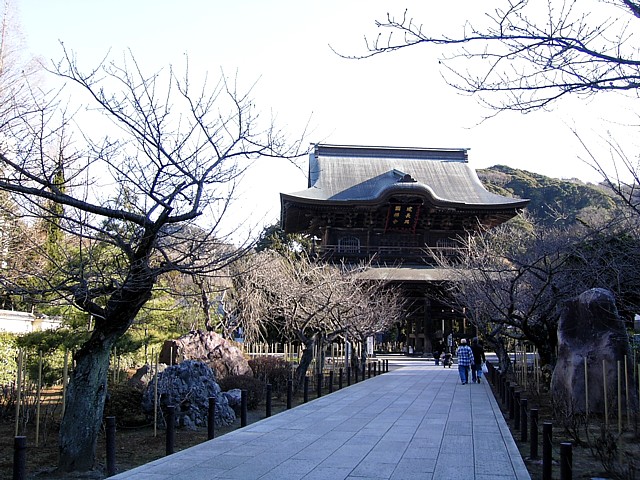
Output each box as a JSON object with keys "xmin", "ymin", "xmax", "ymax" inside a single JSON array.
[{"xmin": 477, "ymin": 165, "xmax": 617, "ymax": 227}]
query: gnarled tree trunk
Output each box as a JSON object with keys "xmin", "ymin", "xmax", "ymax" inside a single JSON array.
[
  {"xmin": 58, "ymin": 336, "xmax": 115, "ymax": 471},
  {"xmin": 294, "ymin": 336, "xmax": 315, "ymax": 393},
  {"xmin": 58, "ymin": 260, "xmax": 154, "ymax": 472}
]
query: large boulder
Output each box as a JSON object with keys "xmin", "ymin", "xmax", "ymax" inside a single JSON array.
[
  {"xmin": 551, "ymin": 288, "xmax": 637, "ymax": 414},
  {"xmin": 142, "ymin": 360, "xmax": 236, "ymax": 428},
  {"xmin": 159, "ymin": 330, "xmax": 251, "ymax": 381},
  {"xmin": 222, "ymin": 388, "xmax": 243, "ymax": 415}
]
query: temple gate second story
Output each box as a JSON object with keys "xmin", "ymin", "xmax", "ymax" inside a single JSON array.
[{"xmin": 280, "ymin": 144, "xmax": 528, "ymax": 265}]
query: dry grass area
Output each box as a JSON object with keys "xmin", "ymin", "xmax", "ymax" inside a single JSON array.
[
  {"xmin": 495, "ymin": 386, "xmax": 640, "ymax": 479},
  {"xmin": 0, "ymin": 397, "xmax": 288, "ymax": 479}
]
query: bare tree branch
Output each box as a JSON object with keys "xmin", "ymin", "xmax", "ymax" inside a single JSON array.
[{"xmin": 343, "ymin": 1, "xmax": 640, "ymax": 113}]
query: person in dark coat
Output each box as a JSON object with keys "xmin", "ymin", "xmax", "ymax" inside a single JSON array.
[
  {"xmin": 470, "ymin": 337, "xmax": 486, "ymax": 383},
  {"xmin": 433, "ymin": 340, "xmax": 442, "ymax": 365}
]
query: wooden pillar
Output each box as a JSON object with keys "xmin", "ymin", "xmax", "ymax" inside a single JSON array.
[{"xmin": 323, "ymin": 225, "xmax": 330, "ymax": 248}]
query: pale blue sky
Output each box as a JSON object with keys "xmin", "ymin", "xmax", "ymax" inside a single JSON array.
[{"xmin": 15, "ymin": 0, "xmax": 630, "ymax": 237}]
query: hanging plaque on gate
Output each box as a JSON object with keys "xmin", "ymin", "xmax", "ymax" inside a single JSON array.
[{"xmin": 385, "ymin": 203, "xmax": 420, "ymax": 232}]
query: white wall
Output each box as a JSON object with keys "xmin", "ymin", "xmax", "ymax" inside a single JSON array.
[{"xmin": 0, "ymin": 310, "xmax": 62, "ymax": 334}]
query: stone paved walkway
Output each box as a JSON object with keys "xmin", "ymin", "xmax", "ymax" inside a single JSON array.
[{"xmin": 111, "ymin": 358, "xmax": 530, "ymax": 479}]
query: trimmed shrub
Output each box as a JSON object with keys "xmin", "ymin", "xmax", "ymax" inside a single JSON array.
[
  {"xmin": 104, "ymin": 382, "xmax": 147, "ymax": 427},
  {"xmin": 248, "ymin": 355, "xmax": 292, "ymax": 398},
  {"xmin": 217, "ymin": 374, "xmax": 265, "ymax": 410}
]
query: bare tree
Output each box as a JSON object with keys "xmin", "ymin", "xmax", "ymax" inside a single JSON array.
[
  {"xmin": 232, "ymin": 251, "xmax": 402, "ymax": 390},
  {"xmin": 436, "ymin": 220, "xmax": 573, "ymax": 371},
  {"xmin": 437, "ymin": 212, "xmax": 640, "ymax": 372},
  {"xmin": 346, "ymin": 276, "xmax": 405, "ymax": 369},
  {"xmin": 233, "ymin": 250, "xmax": 345, "ymax": 390},
  {"xmin": 0, "ymin": 49, "xmax": 304, "ymax": 472},
  {"xmin": 566, "ymin": 211, "xmax": 640, "ymax": 317},
  {"xmin": 0, "ymin": 201, "xmax": 47, "ymax": 309},
  {"xmin": 0, "ymin": 0, "xmax": 42, "ymax": 129},
  {"xmin": 160, "ymin": 236, "xmax": 236, "ymax": 334}
]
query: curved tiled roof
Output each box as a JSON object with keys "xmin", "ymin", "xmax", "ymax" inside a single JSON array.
[{"xmin": 281, "ymin": 144, "xmax": 528, "ymax": 209}]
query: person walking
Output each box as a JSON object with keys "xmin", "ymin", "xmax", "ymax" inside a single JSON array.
[
  {"xmin": 470, "ymin": 337, "xmax": 487, "ymax": 383},
  {"xmin": 433, "ymin": 340, "xmax": 442, "ymax": 366},
  {"xmin": 455, "ymin": 338, "xmax": 474, "ymax": 384}
]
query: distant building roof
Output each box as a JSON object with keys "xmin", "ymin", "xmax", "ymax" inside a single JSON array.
[{"xmin": 281, "ymin": 144, "xmax": 529, "ymax": 209}]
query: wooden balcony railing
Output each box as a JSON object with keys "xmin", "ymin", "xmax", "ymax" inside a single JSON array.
[{"xmin": 316, "ymin": 244, "xmax": 465, "ymax": 265}]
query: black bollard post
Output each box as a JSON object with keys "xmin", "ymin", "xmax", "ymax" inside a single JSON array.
[
  {"xmin": 166, "ymin": 405, "xmax": 175, "ymax": 456},
  {"xmin": 560, "ymin": 442, "xmax": 572, "ymax": 480},
  {"xmin": 386, "ymin": 359, "xmax": 389, "ymax": 372},
  {"xmin": 304, "ymin": 376, "xmax": 309, "ymax": 403},
  {"xmin": 542, "ymin": 422, "xmax": 553, "ymax": 480},
  {"xmin": 355, "ymin": 366, "xmax": 359, "ymax": 383},
  {"xmin": 502, "ymin": 377, "xmax": 507, "ymax": 405},
  {"xmin": 287, "ymin": 380, "xmax": 293, "ymax": 409},
  {"xmin": 503, "ymin": 380, "xmax": 508, "ymax": 406},
  {"xmin": 328, "ymin": 371, "xmax": 334, "ymax": 394},
  {"xmin": 504, "ymin": 381, "xmax": 510, "ymax": 410},
  {"xmin": 374, "ymin": 362, "xmax": 378, "ymax": 376},
  {"xmin": 521, "ymin": 398, "xmax": 528, "ymax": 443},
  {"xmin": 317, "ymin": 372, "xmax": 322, "ymax": 398},
  {"xmin": 367, "ymin": 363, "xmax": 371, "ymax": 379},
  {"xmin": 347, "ymin": 366, "xmax": 351, "ymax": 386},
  {"xmin": 530, "ymin": 408, "xmax": 539, "ymax": 460},
  {"xmin": 514, "ymin": 391, "xmax": 521, "ymax": 430},
  {"xmin": 338, "ymin": 368, "xmax": 343, "ymax": 389},
  {"xmin": 13, "ymin": 436, "xmax": 26, "ymax": 480},
  {"xmin": 362, "ymin": 363, "xmax": 366, "ymax": 380},
  {"xmin": 266, "ymin": 383, "xmax": 272, "ymax": 417},
  {"xmin": 208, "ymin": 397, "xmax": 216, "ymax": 440},
  {"xmin": 106, "ymin": 416, "xmax": 116, "ymax": 477},
  {"xmin": 241, "ymin": 390, "xmax": 248, "ymax": 427},
  {"xmin": 509, "ymin": 385, "xmax": 516, "ymax": 420}
]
